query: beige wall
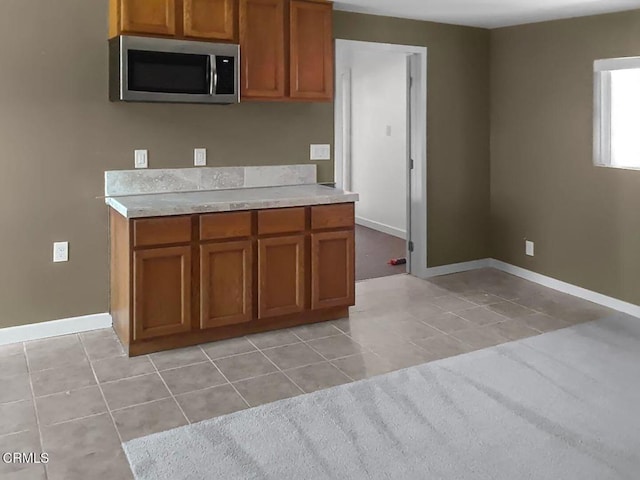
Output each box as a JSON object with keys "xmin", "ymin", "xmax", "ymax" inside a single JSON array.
[
  {"xmin": 0, "ymin": 3, "xmax": 490, "ymax": 328},
  {"xmin": 490, "ymin": 10, "xmax": 640, "ymax": 305}
]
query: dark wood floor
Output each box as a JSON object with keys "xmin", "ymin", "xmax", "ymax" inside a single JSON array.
[{"xmin": 355, "ymin": 225, "xmax": 407, "ymax": 281}]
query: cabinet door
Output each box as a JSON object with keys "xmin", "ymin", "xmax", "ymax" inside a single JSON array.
[
  {"xmin": 258, "ymin": 235, "xmax": 305, "ymax": 318},
  {"xmin": 200, "ymin": 241, "xmax": 252, "ymax": 329},
  {"xmin": 311, "ymin": 230, "xmax": 354, "ymax": 309},
  {"xmin": 120, "ymin": 0, "xmax": 176, "ymax": 36},
  {"xmin": 184, "ymin": 0, "xmax": 235, "ymax": 41},
  {"xmin": 289, "ymin": 0, "xmax": 333, "ymax": 100},
  {"xmin": 133, "ymin": 246, "xmax": 192, "ymax": 340},
  {"xmin": 239, "ymin": 0, "xmax": 286, "ymax": 99}
]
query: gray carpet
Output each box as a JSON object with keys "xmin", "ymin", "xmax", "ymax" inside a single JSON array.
[{"xmin": 124, "ymin": 314, "xmax": 640, "ymax": 480}]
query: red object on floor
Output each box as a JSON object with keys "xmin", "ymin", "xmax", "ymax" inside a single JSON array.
[{"xmin": 388, "ymin": 258, "xmax": 407, "ymax": 266}]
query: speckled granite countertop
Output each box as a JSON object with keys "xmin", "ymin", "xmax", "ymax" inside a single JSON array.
[{"xmin": 106, "ymin": 184, "xmax": 359, "ymax": 219}]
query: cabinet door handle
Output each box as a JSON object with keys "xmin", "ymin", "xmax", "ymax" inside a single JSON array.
[{"xmin": 209, "ymin": 55, "xmax": 217, "ymax": 95}]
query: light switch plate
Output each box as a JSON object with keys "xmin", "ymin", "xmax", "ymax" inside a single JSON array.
[
  {"xmin": 53, "ymin": 242, "xmax": 69, "ymax": 262},
  {"xmin": 525, "ymin": 240, "xmax": 535, "ymax": 257},
  {"xmin": 134, "ymin": 150, "xmax": 148, "ymax": 169},
  {"xmin": 310, "ymin": 144, "xmax": 331, "ymax": 161},
  {"xmin": 194, "ymin": 148, "xmax": 207, "ymax": 166}
]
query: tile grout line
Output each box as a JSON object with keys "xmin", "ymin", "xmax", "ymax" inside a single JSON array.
[
  {"xmin": 42, "ymin": 411, "xmax": 111, "ymax": 428},
  {"xmin": 289, "ymin": 330, "xmax": 371, "ymax": 383},
  {"xmin": 147, "ymin": 356, "xmax": 192, "ymax": 425},
  {"xmin": 255, "ymin": 332, "xmax": 344, "ymax": 352},
  {"xmin": 99, "ymin": 359, "xmax": 210, "ymax": 384},
  {"xmin": 78, "ymin": 335, "xmax": 126, "ymax": 446},
  {"xmin": 32, "ymin": 382, "xmax": 103, "ymax": 401},
  {"xmin": 22, "ymin": 341, "xmax": 49, "ymax": 480},
  {"xmin": 244, "ymin": 337, "xmax": 307, "ymax": 396},
  {"xmin": 198, "ymin": 345, "xmax": 252, "ymax": 409},
  {"xmin": 330, "ymin": 328, "xmax": 394, "ymax": 365},
  {"xmin": 0, "ymin": 428, "xmax": 32, "ymax": 439},
  {"xmin": 109, "ymin": 395, "xmax": 177, "ymax": 415}
]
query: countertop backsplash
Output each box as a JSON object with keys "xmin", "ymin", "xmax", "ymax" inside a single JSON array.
[{"xmin": 104, "ymin": 165, "xmax": 318, "ymax": 197}]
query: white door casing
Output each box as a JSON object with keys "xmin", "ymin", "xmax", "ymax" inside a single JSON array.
[{"xmin": 334, "ymin": 40, "xmax": 428, "ymax": 278}]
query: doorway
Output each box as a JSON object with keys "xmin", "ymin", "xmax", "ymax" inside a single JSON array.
[{"xmin": 334, "ymin": 40, "xmax": 428, "ymax": 280}]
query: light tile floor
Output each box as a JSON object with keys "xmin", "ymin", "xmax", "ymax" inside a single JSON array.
[{"xmin": 0, "ymin": 268, "xmax": 616, "ymax": 479}]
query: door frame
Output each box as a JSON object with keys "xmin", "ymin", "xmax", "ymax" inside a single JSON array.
[{"xmin": 334, "ymin": 39, "xmax": 428, "ymax": 278}]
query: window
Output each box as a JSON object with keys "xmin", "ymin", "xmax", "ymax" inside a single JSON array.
[{"xmin": 594, "ymin": 57, "xmax": 640, "ymax": 170}]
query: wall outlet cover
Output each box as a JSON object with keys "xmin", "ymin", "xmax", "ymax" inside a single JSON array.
[
  {"xmin": 134, "ymin": 149, "xmax": 148, "ymax": 169},
  {"xmin": 310, "ymin": 144, "xmax": 331, "ymax": 161},
  {"xmin": 53, "ymin": 241, "xmax": 69, "ymax": 262},
  {"xmin": 194, "ymin": 148, "xmax": 207, "ymax": 166},
  {"xmin": 525, "ymin": 240, "xmax": 535, "ymax": 257}
]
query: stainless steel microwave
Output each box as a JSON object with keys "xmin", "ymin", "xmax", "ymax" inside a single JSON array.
[{"xmin": 109, "ymin": 36, "xmax": 239, "ymax": 104}]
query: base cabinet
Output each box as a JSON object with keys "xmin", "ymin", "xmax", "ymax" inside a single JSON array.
[
  {"xmin": 110, "ymin": 203, "xmax": 355, "ymax": 355},
  {"xmin": 133, "ymin": 246, "xmax": 192, "ymax": 340},
  {"xmin": 311, "ymin": 230, "xmax": 355, "ymax": 310},
  {"xmin": 258, "ymin": 235, "xmax": 305, "ymax": 319},
  {"xmin": 200, "ymin": 241, "xmax": 253, "ymax": 329}
]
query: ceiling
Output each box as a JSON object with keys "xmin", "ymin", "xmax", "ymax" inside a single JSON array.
[{"xmin": 333, "ymin": 0, "xmax": 640, "ymax": 28}]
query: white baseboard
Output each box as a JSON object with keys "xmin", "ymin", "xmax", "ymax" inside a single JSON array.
[
  {"xmin": 490, "ymin": 260, "xmax": 640, "ymax": 319},
  {"xmin": 420, "ymin": 259, "xmax": 491, "ymax": 278},
  {"xmin": 0, "ymin": 313, "xmax": 112, "ymax": 346},
  {"xmin": 355, "ymin": 216, "xmax": 406, "ymax": 240},
  {"xmin": 3, "ymin": 257, "xmax": 638, "ymax": 345},
  {"xmin": 414, "ymin": 257, "xmax": 639, "ymax": 318}
]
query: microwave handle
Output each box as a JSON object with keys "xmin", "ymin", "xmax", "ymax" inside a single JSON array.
[{"xmin": 209, "ymin": 55, "xmax": 217, "ymax": 95}]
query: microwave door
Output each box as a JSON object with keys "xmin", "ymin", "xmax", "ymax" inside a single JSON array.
[{"xmin": 125, "ymin": 50, "xmax": 212, "ymax": 102}]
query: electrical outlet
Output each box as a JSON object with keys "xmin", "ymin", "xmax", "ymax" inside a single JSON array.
[
  {"xmin": 134, "ymin": 149, "xmax": 148, "ymax": 169},
  {"xmin": 310, "ymin": 144, "xmax": 331, "ymax": 161},
  {"xmin": 194, "ymin": 148, "xmax": 207, "ymax": 166},
  {"xmin": 53, "ymin": 242, "xmax": 69, "ymax": 262},
  {"xmin": 525, "ymin": 240, "xmax": 535, "ymax": 257}
]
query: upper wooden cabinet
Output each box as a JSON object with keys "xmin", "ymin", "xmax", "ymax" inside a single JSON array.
[
  {"xmin": 111, "ymin": 0, "xmax": 176, "ymax": 37},
  {"xmin": 239, "ymin": 0, "xmax": 286, "ymax": 99},
  {"xmin": 110, "ymin": 0, "xmax": 334, "ymax": 101},
  {"xmin": 110, "ymin": 0, "xmax": 236, "ymax": 41},
  {"xmin": 240, "ymin": 0, "xmax": 334, "ymax": 101},
  {"xmin": 184, "ymin": 0, "xmax": 236, "ymax": 41},
  {"xmin": 289, "ymin": 0, "xmax": 333, "ymax": 100}
]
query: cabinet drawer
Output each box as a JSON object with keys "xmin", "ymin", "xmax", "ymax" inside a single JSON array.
[
  {"xmin": 311, "ymin": 203, "xmax": 354, "ymax": 230},
  {"xmin": 257, "ymin": 207, "xmax": 306, "ymax": 235},
  {"xmin": 200, "ymin": 212, "xmax": 252, "ymax": 241},
  {"xmin": 133, "ymin": 216, "xmax": 192, "ymax": 247}
]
